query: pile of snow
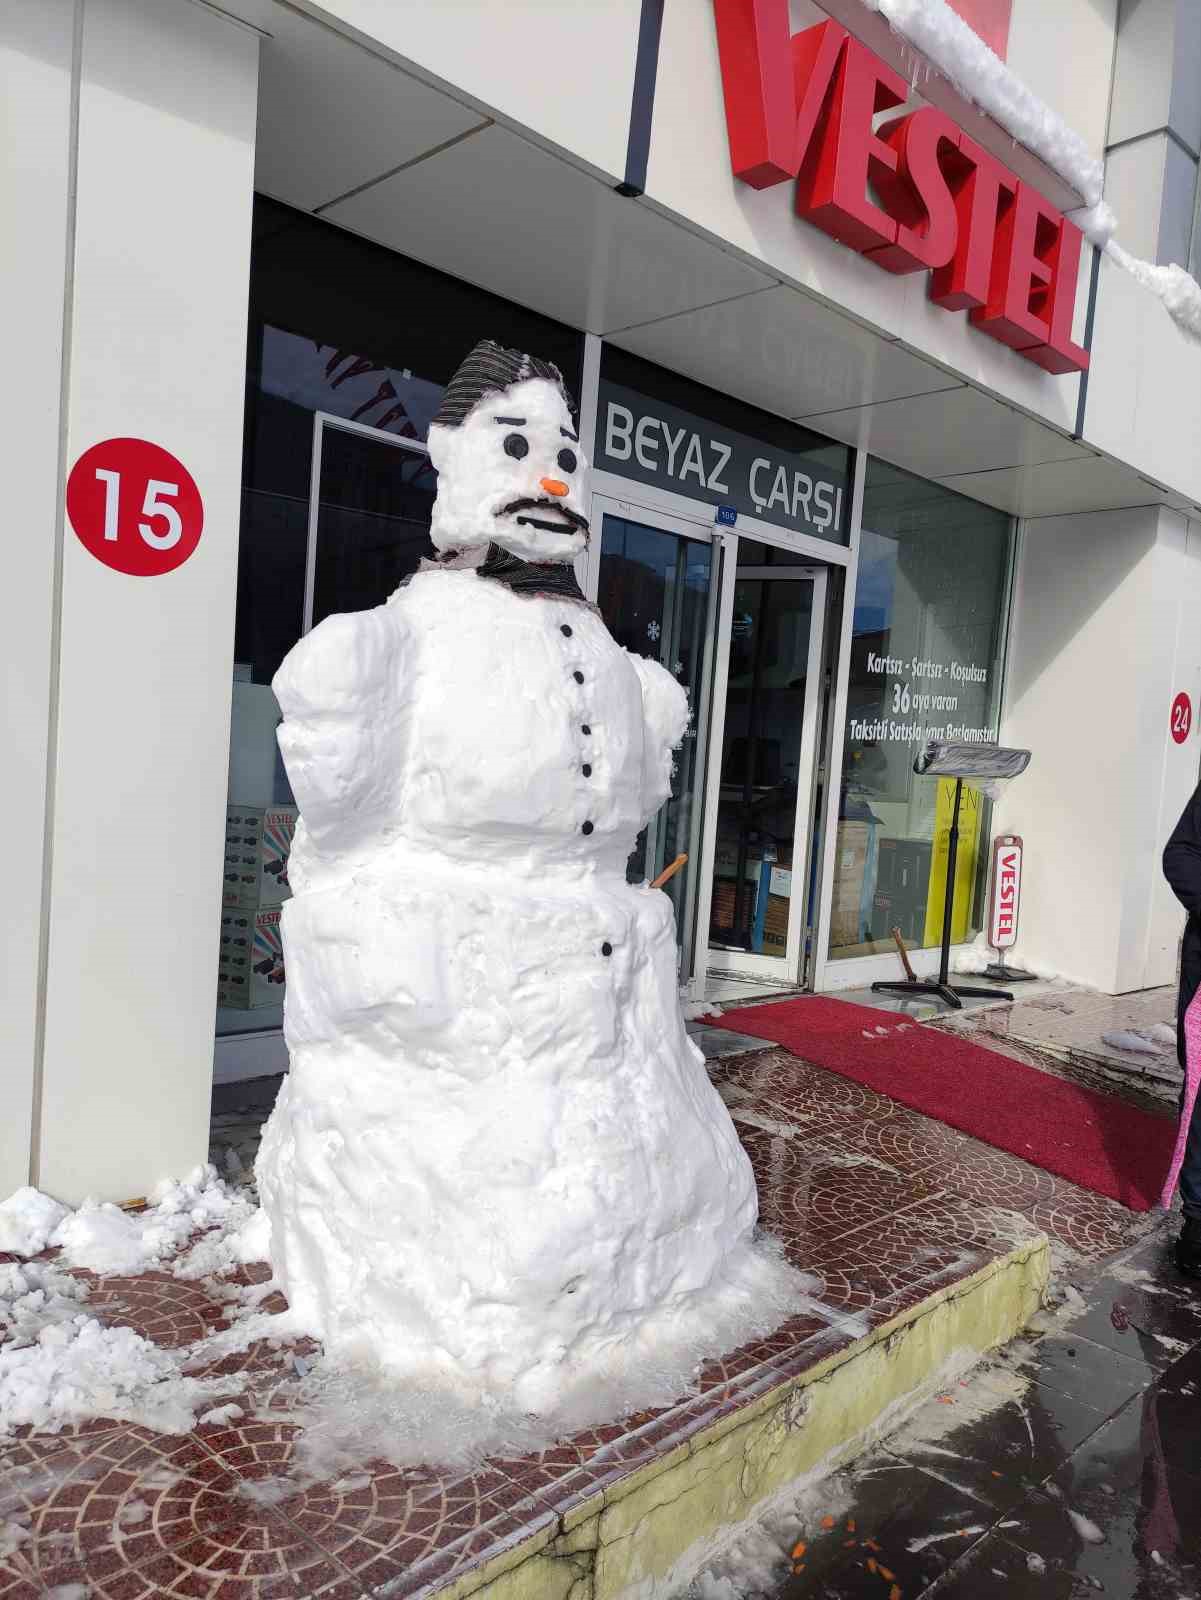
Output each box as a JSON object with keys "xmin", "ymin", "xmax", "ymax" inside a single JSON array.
[
  {"xmin": 0, "ymin": 1256, "xmax": 257, "ymax": 1439},
  {"xmin": 867, "ymin": 0, "xmax": 1201, "ymax": 340},
  {"xmin": 1101, "ymin": 1025, "xmax": 1177, "ymax": 1057},
  {"xmin": 51, "ymin": 1166, "xmax": 258, "ymax": 1278},
  {"xmin": 682, "ymin": 999, "xmax": 725, "ymax": 1022},
  {"xmin": 0, "ymin": 1189, "xmax": 68, "ymax": 1257},
  {"xmin": 952, "ymin": 936, "xmax": 1063, "ymax": 983},
  {"xmin": 0, "ymin": 1171, "xmax": 272, "ymax": 1441},
  {"xmin": 3, "ymin": 1316, "xmax": 206, "ymax": 1437},
  {"xmin": 1105, "ymin": 241, "xmax": 1201, "ymax": 341},
  {"xmin": 862, "ymin": 0, "xmax": 1106, "ymax": 228}
]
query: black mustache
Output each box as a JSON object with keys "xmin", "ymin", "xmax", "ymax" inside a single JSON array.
[{"xmin": 496, "ymin": 496, "xmax": 590, "ymax": 532}]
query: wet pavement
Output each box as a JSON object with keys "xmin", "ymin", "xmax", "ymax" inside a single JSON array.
[{"xmin": 696, "ymin": 1225, "xmax": 1201, "ymax": 1599}]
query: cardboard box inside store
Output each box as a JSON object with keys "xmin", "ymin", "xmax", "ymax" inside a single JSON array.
[
  {"xmin": 224, "ymin": 804, "xmax": 298, "ymax": 909},
  {"xmin": 217, "ymin": 903, "xmax": 286, "ymax": 1009}
]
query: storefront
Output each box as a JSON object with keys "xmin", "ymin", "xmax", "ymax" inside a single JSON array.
[
  {"xmin": 214, "ymin": 198, "xmax": 1018, "ymax": 1082},
  {"xmin": 8, "ymin": 0, "xmax": 1201, "ymax": 1200}
]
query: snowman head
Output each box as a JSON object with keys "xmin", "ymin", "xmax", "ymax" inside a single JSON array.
[{"xmin": 427, "ymin": 340, "xmax": 589, "ymax": 564}]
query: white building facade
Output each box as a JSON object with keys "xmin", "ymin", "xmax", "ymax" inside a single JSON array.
[{"xmin": 5, "ymin": 0, "xmax": 1201, "ymax": 1204}]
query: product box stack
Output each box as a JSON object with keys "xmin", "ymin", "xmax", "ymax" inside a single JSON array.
[
  {"xmin": 217, "ymin": 804, "xmax": 298, "ymax": 1009},
  {"xmin": 829, "ymin": 820, "xmax": 873, "ymax": 949}
]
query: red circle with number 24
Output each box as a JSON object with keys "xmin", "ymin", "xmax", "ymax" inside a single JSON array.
[
  {"xmin": 1171, "ymin": 692, "xmax": 1193, "ymax": 745},
  {"xmin": 67, "ymin": 437, "xmax": 204, "ymax": 576}
]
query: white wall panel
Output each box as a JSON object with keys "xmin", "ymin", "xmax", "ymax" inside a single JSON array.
[
  {"xmin": 1104, "ymin": 137, "xmax": 1172, "ymax": 265},
  {"xmin": 997, "ymin": 506, "xmax": 1201, "ymax": 994},
  {"xmin": 1007, "ymin": 0, "xmax": 1119, "ymax": 165},
  {"xmin": 38, "ymin": 0, "xmax": 258, "ymax": 1203},
  {"xmin": 0, "ymin": 1, "xmax": 75, "ymax": 1199},
  {"xmin": 1136, "ymin": 514, "xmax": 1201, "ymax": 990},
  {"xmin": 1085, "ymin": 254, "xmax": 1201, "ymax": 512},
  {"xmin": 256, "ymin": 1, "xmax": 485, "ymax": 211},
  {"xmin": 300, "ymin": 0, "xmax": 642, "ymax": 185},
  {"xmin": 1108, "ymin": 0, "xmax": 1175, "ymax": 149},
  {"xmin": 326, "ymin": 122, "xmax": 773, "ymax": 336}
]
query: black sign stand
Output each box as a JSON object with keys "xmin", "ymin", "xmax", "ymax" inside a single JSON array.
[{"xmin": 870, "ymin": 741, "xmax": 1032, "ymax": 1013}]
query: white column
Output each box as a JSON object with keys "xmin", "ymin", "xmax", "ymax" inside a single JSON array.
[
  {"xmin": 997, "ymin": 506, "xmax": 1201, "ymax": 993},
  {"xmin": 34, "ymin": 0, "xmax": 258, "ymax": 1203},
  {"xmin": 0, "ymin": 2, "xmax": 76, "ymax": 1199}
]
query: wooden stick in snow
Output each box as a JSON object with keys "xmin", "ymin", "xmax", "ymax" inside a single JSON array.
[{"xmin": 652, "ymin": 853, "xmax": 688, "ymax": 890}]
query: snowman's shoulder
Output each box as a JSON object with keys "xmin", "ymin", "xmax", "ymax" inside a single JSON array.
[
  {"xmin": 626, "ymin": 651, "xmax": 690, "ymax": 749},
  {"xmin": 273, "ymin": 603, "xmax": 406, "ymax": 721}
]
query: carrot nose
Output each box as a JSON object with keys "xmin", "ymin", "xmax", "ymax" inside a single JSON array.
[{"xmin": 540, "ymin": 478, "xmax": 569, "ymax": 497}]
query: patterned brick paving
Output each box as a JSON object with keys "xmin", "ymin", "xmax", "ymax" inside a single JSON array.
[{"xmin": 2, "ymin": 1041, "xmax": 1155, "ymax": 1599}]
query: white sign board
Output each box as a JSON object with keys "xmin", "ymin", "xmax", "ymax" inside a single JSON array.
[{"xmin": 988, "ymin": 836, "xmax": 1023, "ymax": 951}]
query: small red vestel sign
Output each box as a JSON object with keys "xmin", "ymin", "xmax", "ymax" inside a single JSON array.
[
  {"xmin": 712, "ymin": 2, "xmax": 1089, "ymax": 374},
  {"xmin": 988, "ymin": 834, "xmax": 1023, "ymax": 951}
]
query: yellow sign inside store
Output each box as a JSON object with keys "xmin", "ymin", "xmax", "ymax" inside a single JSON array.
[{"xmin": 923, "ymin": 779, "xmax": 982, "ymax": 946}]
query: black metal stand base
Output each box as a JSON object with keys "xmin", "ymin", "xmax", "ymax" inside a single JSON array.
[
  {"xmin": 870, "ymin": 979, "xmax": 1014, "ymax": 1012},
  {"xmin": 983, "ymin": 963, "xmax": 1038, "ymax": 983}
]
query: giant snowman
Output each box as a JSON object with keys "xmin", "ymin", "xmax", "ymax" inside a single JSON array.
[{"xmin": 256, "ymin": 341, "xmax": 798, "ymax": 1425}]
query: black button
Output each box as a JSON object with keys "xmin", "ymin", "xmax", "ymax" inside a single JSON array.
[
  {"xmin": 581, "ymin": 724, "xmax": 591, "ymax": 735},
  {"xmin": 573, "ymin": 671, "xmax": 584, "ymax": 684},
  {"xmin": 582, "ymin": 764, "xmax": 592, "ymax": 777},
  {"xmin": 560, "ymin": 624, "xmax": 573, "ymax": 637},
  {"xmin": 581, "ymin": 820, "xmax": 594, "ymax": 835},
  {"xmin": 601, "ymin": 942, "xmax": 613, "ymax": 957}
]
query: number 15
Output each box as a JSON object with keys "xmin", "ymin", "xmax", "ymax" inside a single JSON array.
[{"xmin": 96, "ymin": 468, "xmax": 183, "ymax": 550}]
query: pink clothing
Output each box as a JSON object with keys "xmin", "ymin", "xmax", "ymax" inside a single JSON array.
[{"xmin": 1161, "ymin": 989, "xmax": 1201, "ymax": 1208}]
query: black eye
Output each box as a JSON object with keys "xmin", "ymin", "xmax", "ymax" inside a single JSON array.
[
  {"xmin": 557, "ymin": 448, "xmax": 578, "ymax": 474},
  {"xmin": 504, "ymin": 433, "xmax": 528, "ymax": 460}
]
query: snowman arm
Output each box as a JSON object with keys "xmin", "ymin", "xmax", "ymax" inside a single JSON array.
[
  {"xmin": 272, "ymin": 606, "xmax": 409, "ymax": 854},
  {"xmin": 629, "ymin": 653, "xmax": 690, "ymax": 828}
]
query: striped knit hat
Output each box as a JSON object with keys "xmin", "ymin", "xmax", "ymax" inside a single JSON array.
[{"xmin": 432, "ymin": 339, "xmax": 573, "ymax": 428}]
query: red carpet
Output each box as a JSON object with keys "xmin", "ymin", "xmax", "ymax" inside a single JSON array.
[{"xmin": 705, "ymin": 997, "xmax": 1176, "ymax": 1211}]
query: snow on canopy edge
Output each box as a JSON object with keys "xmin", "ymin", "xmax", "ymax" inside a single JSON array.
[{"xmin": 862, "ymin": 0, "xmax": 1201, "ymax": 342}]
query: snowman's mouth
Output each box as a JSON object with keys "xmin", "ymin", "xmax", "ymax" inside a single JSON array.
[{"xmin": 498, "ymin": 497, "xmax": 590, "ymax": 538}]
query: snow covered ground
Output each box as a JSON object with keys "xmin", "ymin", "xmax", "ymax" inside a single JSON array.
[{"xmin": 0, "ymin": 1171, "xmax": 273, "ymax": 1443}]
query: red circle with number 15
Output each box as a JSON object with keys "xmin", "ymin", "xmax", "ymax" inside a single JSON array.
[{"xmin": 67, "ymin": 437, "xmax": 204, "ymax": 576}]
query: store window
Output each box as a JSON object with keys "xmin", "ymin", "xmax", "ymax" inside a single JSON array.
[
  {"xmin": 218, "ymin": 197, "xmax": 583, "ymax": 1046},
  {"xmin": 829, "ymin": 461, "xmax": 1011, "ymax": 962}
]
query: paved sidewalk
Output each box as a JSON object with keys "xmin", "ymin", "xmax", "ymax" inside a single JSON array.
[
  {"xmin": 723, "ymin": 1223, "xmax": 1201, "ymax": 1599},
  {"xmin": 8, "ymin": 990, "xmax": 1182, "ymax": 1600}
]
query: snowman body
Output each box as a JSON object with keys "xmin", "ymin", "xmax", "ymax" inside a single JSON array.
[{"xmin": 255, "ymin": 350, "xmax": 787, "ymax": 1418}]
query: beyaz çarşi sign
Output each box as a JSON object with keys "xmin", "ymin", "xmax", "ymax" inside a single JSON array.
[
  {"xmin": 987, "ymin": 834, "xmax": 1023, "ymax": 951},
  {"xmin": 712, "ymin": 5, "xmax": 1089, "ymax": 376},
  {"xmin": 595, "ymin": 379, "xmax": 847, "ymax": 540}
]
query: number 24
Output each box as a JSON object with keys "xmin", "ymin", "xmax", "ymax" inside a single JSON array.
[{"xmin": 95, "ymin": 468, "xmax": 183, "ymax": 550}]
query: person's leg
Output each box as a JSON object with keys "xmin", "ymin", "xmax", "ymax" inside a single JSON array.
[{"xmin": 1177, "ymin": 1090, "xmax": 1201, "ymax": 1278}]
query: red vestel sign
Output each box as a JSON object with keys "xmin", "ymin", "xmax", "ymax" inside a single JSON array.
[
  {"xmin": 987, "ymin": 834, "xmax": 1023, "ymax": 951},
  {"xmin": 712, "ymin": 2, "xmax": 1089, "ymax": 374}
]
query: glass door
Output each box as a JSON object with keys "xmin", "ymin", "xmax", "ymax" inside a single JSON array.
[
  {"xmin": 593, "ymin": 500, "xmax": 719, "ymax": 980},
  {"xmin": 697, "ymin": 545, "xmax": 827, "ymax": 986}
]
